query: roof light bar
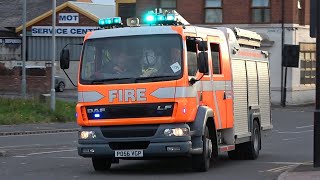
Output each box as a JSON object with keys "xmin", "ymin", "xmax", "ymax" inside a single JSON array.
[
  {"xmin": 98, "ymin": 17, "xmax": 123, "ymax": 28},
  {"xmin": 144, "ymin": 10, "xmax": 178, "ymax": 25}
]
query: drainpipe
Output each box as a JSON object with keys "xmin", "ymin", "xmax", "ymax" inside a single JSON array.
[{"xmin": 280, "ymin": 0, "xmax": 286, "ymax": 106}]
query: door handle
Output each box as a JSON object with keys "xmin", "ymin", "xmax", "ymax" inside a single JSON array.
[{"xmin": 223, "ymin": 91, "xmax": 226, "ymax": 100}]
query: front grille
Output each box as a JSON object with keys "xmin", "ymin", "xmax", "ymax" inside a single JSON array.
[
  {"xmin": 109, "ymin": 141, "xmax": 150, "ymax": 150},
  {"xmin": 101, "ymin": 125, "xmax": 158, "ymax": 138},
  {"xmin": 86, "ymin": 103, "xmax": 174, "ymax": 120}
]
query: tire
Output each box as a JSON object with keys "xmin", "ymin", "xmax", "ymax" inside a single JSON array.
[
  {"xmin": 56, "ymin": 82, "xmax": 65, "ymax": 92},
  {"xmin": 192, "ymin": 126, "xmax": 212, "ymax": 172},
  {"xmin": 92, "ymin": 158, "xmax": 112, "ymax": 171},
  {"xmin": 228, "ymin": 120, "xmax": 261, "ymax": 160},
  {"xmin": 244, "ymin": 120, "xmax": 261, "ymax": 160}
]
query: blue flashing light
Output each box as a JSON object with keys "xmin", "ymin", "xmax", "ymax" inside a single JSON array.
[
  {"xmin": 94, "ymin": 113, "xmax": 100, "ymax": 118},
  {"xmin": 105, "ymin": 18, "xmax": 112, "ymax": 25},
  {"xmin": 166, "ymin": 14, "xmax": 175, "ymax": 21},
  {"xmin": 146, "ymin": 13, "xmax": 156, "ymax": 23},
  {"xmin": 157, "ymin": 14, "xmax": 165, "ymax": 21},
  {"xmin": 98, "ymin": 17, "xmax": 123, "ymax": 28},
  {"xmin": 98, "ymin": 19, "xmax": 105, "ymax": 25},
  {"xmin": 144, "ymin": 10, "xmax": 177, "ymax": 25},
  {"xmin": 113, "ymin": 17, "xmax": 122, "ymax": 24}
]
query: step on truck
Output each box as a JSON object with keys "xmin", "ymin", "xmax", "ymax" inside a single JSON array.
[{"xmin": 60, "ymin": 10, "xmax": 272, "ymax": 172}]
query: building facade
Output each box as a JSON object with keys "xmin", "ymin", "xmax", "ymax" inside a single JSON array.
[
  {"xmin": 13, "ymin": 1, "xmax": 115, "ymax": 89},
  {"xmin": 134, "ymin": 0, "xmax": 316, "ymax": 105}
]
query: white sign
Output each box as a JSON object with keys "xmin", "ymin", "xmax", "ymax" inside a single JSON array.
[
  {"xmin": 0, "ymin": 39, "xmax": 21, "ymax": 44},
  {"xmin": 31, "ymin": 26, "xmax": 99, "ymax": 37},
  {"xmin": 59, "ymin": 13, "xmax": 79, "ymax": 23},
  {"xmin": 4, "ymin": 39, "xmax": 22, "ymax": 44},
  {"xmin": 170, "ymin": 62, "xmax": 181, "ymax": 73}
]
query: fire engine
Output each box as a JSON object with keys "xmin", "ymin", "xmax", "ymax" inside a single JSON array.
[{"xmin": 60, "ymin": 10, "xmax": 272, "ymax": 172}]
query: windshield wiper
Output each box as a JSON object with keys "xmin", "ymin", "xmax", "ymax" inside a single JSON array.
[{"xmin": 91, "ymin": 78, "xmax": 134, "ymax": 84}]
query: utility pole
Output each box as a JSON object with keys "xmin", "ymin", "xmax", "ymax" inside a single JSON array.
[
  {"xmin": 50, "ymin": 0, "xmax": 56, "ymax": 111},
  {"xmin": 22, "ymin": 0, "xmax": 26, "ymax": 98},
  {"xmin": 314, "ymin": 0, "xmax": 320, "ymax": 168}
]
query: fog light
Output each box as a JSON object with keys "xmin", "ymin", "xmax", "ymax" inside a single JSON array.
[
  {"xmin": 79, "ymin": 131, "xmax": 96, "ymax": 139},
  {"xmin": 167, "ymin": 146, "xmax": 181, "ymax": 152},
  {"xmin": 89, "ymin": 149, "xmax": 95, "ymax": 153},
  {"xmin": 82, "ymin": 148, "xmax": 89, "ymax": 153},
  {"xmin": 164, "ymin": 128, "xmax": 189, "ymax": 136}
]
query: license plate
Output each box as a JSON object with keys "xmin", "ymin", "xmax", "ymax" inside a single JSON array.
[{"xmin": 115, "ymin": 150, "xmax": 143, "ymax": 157}]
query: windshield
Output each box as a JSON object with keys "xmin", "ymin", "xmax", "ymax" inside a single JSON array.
[{"xmin": 80, "ymin": 34, "xmax": 183, "ymax": 84}]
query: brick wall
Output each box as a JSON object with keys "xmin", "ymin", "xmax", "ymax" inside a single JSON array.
[
  {"xmin": 0, "ymin": 63, "xmax": 52, "ymax": 94},
  {"xmin": 136, "ymin": 0, "xmax": 310, "ymax": 25},
  {"xmin": 136, "ymin": 0, "xmax": 158, "ymax": 20}
]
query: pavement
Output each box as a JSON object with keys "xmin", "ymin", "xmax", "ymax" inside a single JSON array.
[
  {"xmin": 0, "ymin": 89, "xmax": 78, "ymax": 102},
  {"xmin": 278, "ymin": 163, "xmax": 320, "ymax": 180},
  {"xmin": 0, "ymin": 122, "xmax": 79, "ymax": 136}
]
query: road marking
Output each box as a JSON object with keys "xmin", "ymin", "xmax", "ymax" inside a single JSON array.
[
  {"xmin": 263, "ymin": 161, "xmax": 308, "ymax": 165},
  {"xmin": 266, "ymin": 165, "xmax": 296, "ymax": 172},
  {"xmin": 277, "ymin": 130, "xmax": 313, "ymax": 134},
  {"xmin": 0, "ymin": 144, "xmax": 41, "ymax": 149},
  {"xmin": 25, "ymin": 149, "xmax": 76, "ymax": 156},
  {"xmin": 296, "ymin": 125, "xmax": 313, "ymax": 129},
  {"xmin": 262, "ymin": 161, "xmax": 312, "ymax": 173},
  {"xmin": 282, "ymin": 137, "xmax": 304, "ymax": 141},
  {"xmin": 50, "ymin": 157, "xmax": 81, "ymax": 159},
  {"xmin": 13, "ymin": 156, "xmax": 27, "ymax": 158}
]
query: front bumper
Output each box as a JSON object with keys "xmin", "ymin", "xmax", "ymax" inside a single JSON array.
[{"xmin": 78, "ymin": 123, "xmax": 202, "ymax": 158}]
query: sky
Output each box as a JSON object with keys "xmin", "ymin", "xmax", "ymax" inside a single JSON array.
[{"xmin": 92, "ymin": 0, "xmax": 115, "ymax": 5}]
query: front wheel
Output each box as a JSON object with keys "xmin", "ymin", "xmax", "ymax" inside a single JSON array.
[
  {"xmin": 92, "ymin": 158, "xmax": 112, "ymax": 171},
  {"xmin": 192, "ymin": 126, "xmax": 212, "ymax": 172}
]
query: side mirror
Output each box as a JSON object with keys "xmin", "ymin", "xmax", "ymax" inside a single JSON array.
[
  {"xmin": 196, "ymin": 40, "xmax": 208, "ymax": 51},
  {"xmin": 60, "ymin": 49, "xmax": 70, "ymax": 69},
  {"xmin": 197, "ymin": 52, "xmax": 209, "ymax": 74}
]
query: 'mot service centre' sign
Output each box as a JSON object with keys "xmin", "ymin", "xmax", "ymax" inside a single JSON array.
[{"xmin": 31, "ymin": 26, "xmax": 99, "ymax": 37}]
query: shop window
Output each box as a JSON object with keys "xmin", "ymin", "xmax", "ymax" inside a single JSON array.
[{"xmin": 300, "ymin": 50, "xmax": 316, "ymax": 85}]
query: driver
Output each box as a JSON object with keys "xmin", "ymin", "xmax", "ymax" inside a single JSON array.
[{"xmin": 113, "ymin": 52, "xmax": 130, "ymax": 74}]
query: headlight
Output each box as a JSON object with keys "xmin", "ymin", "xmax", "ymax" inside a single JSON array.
[
  {"xmin": 164, "ymin": 128, "xmax": 189, "ymax": 137},
  {"xmin": 79, "ymin": 131, "xmax": 96, "ymax": 139}
]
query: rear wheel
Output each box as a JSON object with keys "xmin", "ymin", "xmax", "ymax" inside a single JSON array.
[
  {"xmin": 245, "ymin": 120, "xmax": 261, "ymax": 159},
  {"xmin": 228, "ymin": 120, "xmax": 261, "ymax": 160},
  {"xmin": 192, "ymin": 126, "xmax": 212, "ymax": 172},
  {"xmin": 92, "ymin": 158, "xmax": 112, "ymax": 171}
]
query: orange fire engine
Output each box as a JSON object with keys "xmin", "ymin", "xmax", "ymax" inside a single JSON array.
[{"xmin": 60, "ymin": 11, "xmax": 272, "ymax": 172}]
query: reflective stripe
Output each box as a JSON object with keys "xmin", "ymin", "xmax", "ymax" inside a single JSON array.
[
  {"xmin": 211, "ymin": 81, "xmax": 222, "ymax": 129},
  {"xmin": 175, "ymin": 87, "xmax": 198, "ymax": 98},
  {"xmin": 78, "ymin": 80, "xmax": 232, "ymax": 102},
  {"xmin": 202, "ymin": 81, "xmax": 232, "ymax": 91},
  {"xmin": 78, "ymin": 91, "xmax": 104, "ymax": 103},
  {"xmin": 151, "ymin": 80, "xmax": 232, "ymax": 99},
  {"xmin": 150, "ymin": 87, "xmax": 175, "ymax": 99}
]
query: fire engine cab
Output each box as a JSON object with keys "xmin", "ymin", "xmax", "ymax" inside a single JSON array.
[{"xmin": 60, "ymin": 10, "xmax": 272, "ymax": 172}]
